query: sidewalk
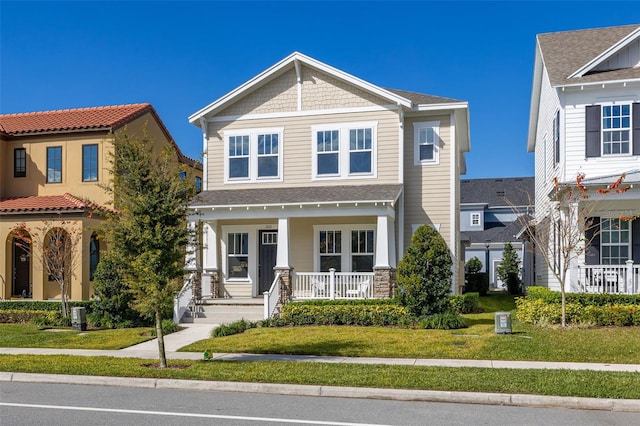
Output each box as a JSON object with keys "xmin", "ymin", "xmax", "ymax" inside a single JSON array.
[{"xmin": 2, "ymin": 324, "xmax": 640, "ymax": 412}]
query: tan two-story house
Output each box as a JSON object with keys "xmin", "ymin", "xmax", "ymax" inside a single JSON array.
[
  {"xmin": 186, "ymin": 52, "xmax": 470, "ymax": 306},
  {"xmin": 1, "ymin": 104, "xmax": 201, "ymax": 301}
]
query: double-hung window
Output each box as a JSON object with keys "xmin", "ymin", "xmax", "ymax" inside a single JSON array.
[
  {"xmin": 82, "ymin": 144, "xmax": 98, "ymax": 182},
  {"xmin": 602, "ymin": 104, "xmax": 631, "ymax": 155},
  {"xmin": 14, "ymin": 148, "xmax": 26, "ymax": 177},
  {"xmin": 414, "ymin": 121, "xmax": 440, "ymax": 165},
  {"xmin": 351, "ymin": 230, "xmax": 374, "ymax": 272},
  {"xmin": 47, "ymin": 146, "xmax": 62, "ymax": 183},
  {"xmin": 225, "ymin": 128, "xmax": 283, "ymax": 182},
  {"xmin": 600, "ymin": 218, "xmax": 629, "ymax": 265},
  {"xmin": 312, "ymin": 122, "xmax": 377, "ymax": 179},
  {"xmin": 227, "ymin": 232, "xmax": 249, "ymax": 278},
  {"xmin": 319, "ymin": 230, "xmax": 342, "ymax": 272}
]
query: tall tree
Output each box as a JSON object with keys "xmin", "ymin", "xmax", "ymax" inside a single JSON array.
[
  {"xmin": 101, "ymin": 126, "xmax": 196, "ymax": 367},
  {"xmin": 496, "ymin": 242, "xmax": 521, "ymax": 295}
]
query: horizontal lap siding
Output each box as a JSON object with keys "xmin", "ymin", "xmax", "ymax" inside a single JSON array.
[
  {"xmin": 402, "ymin": 115, "xmax": 452, "ymax": 251},
  {"xmin": 206, "ymin": 109, "xmax": 399, "ymax": 189}
]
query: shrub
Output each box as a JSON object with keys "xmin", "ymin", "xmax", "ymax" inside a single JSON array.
[
  {"xmin": 0, "ymin": 301, "xmax": 94, "ymax": 312},
  {"xmin": 395, "ymin": 225, "xmax": 452, "ymax": 316},
  {"xmin": 515, "ymin": 297, "xmax": 640, "ymax": 326},
  {"xmin": 497, "ymin": 242, "xmax": 522, "ymax": 295},
  {"xmin": 280, "ymin": 302, "xmax": 412, "ymax": 327},
  {"xmin": 213, "ymin": 319, "xmax": 257, "ymax": 337},
  {"xmin": 525, "ymin": 286, "xmax": 640, "ymax": 306},
  {"xmin": 465, "ymin": 257, "xmax": 483, "ymax": 274},
  {"xmin": 448, "ymin": 293, "xmax": 479, "ymax": 314},
  {"xmin": 465, "ymin": 272, "xmax": 489, "ymax": 296},
  {"xmin": 150, "ymin": 319, "xmax": 181, "ymax": 336},
  {"xmin": 419, "ymin": 312, "xmax": 468, "ymax": 329}
]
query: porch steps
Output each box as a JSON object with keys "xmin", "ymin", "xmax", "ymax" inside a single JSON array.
[{"xmin": 180, "ymin": 297, "xmax": 265, "ymax": 324}]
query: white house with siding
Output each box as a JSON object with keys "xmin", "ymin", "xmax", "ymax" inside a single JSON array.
[
  {"xmin": 528, "ymin": 24, "xmax": 640, "ymax": 294},
  {"xmin": 180, "ymin": 52, "xmax": 470, "ymax": 318}
]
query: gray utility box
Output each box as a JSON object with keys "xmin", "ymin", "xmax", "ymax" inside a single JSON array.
[
  {"xmin": 494, "ymin": 312, "xmax": 512, "ymax": 334},
  {"xmin": 71, "ymin": 307, "xmax": 87, "ymax": 331}
]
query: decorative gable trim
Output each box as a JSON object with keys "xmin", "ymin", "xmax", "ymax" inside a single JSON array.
[
  {"xmin": 568, "ymin": 27, "xmax": 640, "ymax": 79},
  {"xmin": 189, "ymin": 52, "xmax": 412, "ymax": 125}
]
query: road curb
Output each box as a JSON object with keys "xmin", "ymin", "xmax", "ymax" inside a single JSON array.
[{"xmin": 3, "ymin": 372, "xmax": 640, "ymax": 412}]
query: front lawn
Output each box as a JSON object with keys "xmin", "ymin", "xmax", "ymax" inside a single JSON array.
[{"xmin": 0, "ymin": 324, "xmax": 154, "ymax": 350}]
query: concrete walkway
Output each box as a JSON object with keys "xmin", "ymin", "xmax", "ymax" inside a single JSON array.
[{"xmin": 2, "ymin": 324, "xmax": 640, "ymax": 412}]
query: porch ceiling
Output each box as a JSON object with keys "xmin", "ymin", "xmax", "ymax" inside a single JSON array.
[{"xmin": 190, "ymin": 184, "xmax": 403, "ymax": 209}]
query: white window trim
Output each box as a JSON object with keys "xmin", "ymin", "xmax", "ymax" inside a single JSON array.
[
  {"xmin": 600, "ymin": 217, "xmax": 632, "ymax": 265},
  {"xmin": 470, "ymin": 213, "xmax": 481, "ymax": 227},
  {"xmin": 311, "ymin": 121, "xmax": 378, "ymax": 181},
  {"xmin": 313, "ymin": 224, "xmax": 376, "ymax": 272},
  {"xmin": 221, "ymin": 225, "xmax": 259, "ymax": 285},
  {"xmin": 413, "ymin": 121, "xmax": 440, "ymax": 166},
  {"xmin": 223, "ymin": 127, "xmax": 284, "ymax": 184},
  {"xmin": 600, "ymin": 102, "xmax": 633, "ymax": 157}
]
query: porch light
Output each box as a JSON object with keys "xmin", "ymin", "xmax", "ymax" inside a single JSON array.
[{"xmin": 19, "ymin": 253, "xmax": 29, "ymax": 262}]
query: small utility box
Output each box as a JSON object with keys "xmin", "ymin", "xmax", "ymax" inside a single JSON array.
[
  {"xmin": 71, "ymin": 307, "xmax": 87, "ymax": 331},
  {"xmin": 494, "ymin": 312, "xmax": 512, "ymax": 334}
]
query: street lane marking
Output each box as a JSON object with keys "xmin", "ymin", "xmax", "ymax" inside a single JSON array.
[{"xmin": 0, "ymin": 402, "xmax": 393, "ymax": 425}]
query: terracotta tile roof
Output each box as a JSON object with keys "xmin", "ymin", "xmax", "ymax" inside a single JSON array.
[
  {"xmin": 0, "ymin": 103, "xmax": 152, "ymax": 136},
  {"xmin": 538, "ymin": 24, "xmax": 640, "ymax": 86},
  {"xmin": 0, "ymin": 194, "xmax": 90, "ymax": 213}
]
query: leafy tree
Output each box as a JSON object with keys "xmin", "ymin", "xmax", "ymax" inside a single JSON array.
[
  {"xmin": 497, "ymin": 242, "xmax": 521, "ymax": 295},
  {"xmin": 14, "ymin": 219, "xmax": 82, "ymax": 318},
  {"xmin": 89, "ymin": 253, "xmax": 142, "ymax": 328},
  {"xmin": 395, "ymin": 225, "xmax": 452, "ymax": 317},
  {"xmin": 100, "ymin": 125, "xmax": 196, "ymax": 368},
  {"xmin": 465, "ymin": 257, "xmax": 483, "ymax": 274}
]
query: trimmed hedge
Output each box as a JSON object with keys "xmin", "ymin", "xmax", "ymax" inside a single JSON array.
[
  {"xmin": 281, "ymin": 302, "xmax": 412, "ymax": 326},
  {"xmin": 291, "ymin": 299, "xmax": 398, "ymax": 306},
  {"xmin": 448, "ymin": 293, "xmax": 479, "ymax": 314},
  {"xmin": 0, "ymin": 310, "xmax": 61, "ymax": 324},
  {"xmin": 0, "ymin": 301, "xmax": 95, "ymax": 312},
  {"xmin": 526, "ymin": 286, "xmax": 640, "ymax": 306},
  {"xmin": 516, "ymin": 298, "xmax": 640, "ymax": 327},
  {"xmin": 419, "ymin": 312, "xmax": 468, "ymax": 330}
]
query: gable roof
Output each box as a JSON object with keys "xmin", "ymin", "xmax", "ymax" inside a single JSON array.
[
  {"xmin": 460, "ymin": 177, "xmax": 535, "ymax": 208},
  {"xmin": 189, "ymin": 52, "xmax": 468, "ymax": 124},
  {"xmin": 537, "ymin": 24, "xmax": 640, "ymax": 87},
  {"xmin": 0, "ymin": 194, "xmax": 90, "ymax": 214},
  {"xmin": 0, "ymin": 104, "xmax": 201, "ymax": 169}
]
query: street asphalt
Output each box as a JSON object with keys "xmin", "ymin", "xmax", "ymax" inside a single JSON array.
[{"xmin": 1, "ymin": 323, "xmax": 640, "ymax": 412}]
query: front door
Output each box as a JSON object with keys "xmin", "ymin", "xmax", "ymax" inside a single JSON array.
[
  {"xmin": 12, "ymin": 237, "xmax": 31, "ymax": 297},
  {"xmin": 258, "ymin": 230, "xmax": 278, "ymax": 294}
]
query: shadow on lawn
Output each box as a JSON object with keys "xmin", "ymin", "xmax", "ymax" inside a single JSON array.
[{"xmin": 246, "ymin": 340, "xmax": 368, "ymax": 357}]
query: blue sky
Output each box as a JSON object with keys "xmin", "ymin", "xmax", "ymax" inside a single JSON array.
[{"xmin": 1, "ymin": 1, "xmax": 637, "ymax": 178}]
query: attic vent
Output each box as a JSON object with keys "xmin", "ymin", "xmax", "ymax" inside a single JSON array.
[{"xmin": 496, "ymin": 191, "xmax": 506, "ymax": 197}]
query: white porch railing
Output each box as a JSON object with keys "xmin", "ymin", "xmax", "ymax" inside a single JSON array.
[
  {"xmin": 263, "ymin": 272, "xmax": 281, "ymax": 319},
  {"xmin": 173, "ymin": 273, "xmax": 194, "ymax": 323},
  {"xmin": 577, "ymin": 261, "xmax": 640, "ymax": 294},
  {"xmin": 293, "ymin": 269, "xmax": 374, "ymax": 299}
]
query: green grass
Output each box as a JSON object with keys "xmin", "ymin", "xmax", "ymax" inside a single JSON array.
[
  {"xmin": 0, "ymin": 324, "xmax": 154, "ymax": 350},
  {"xmin": 1, "ymin": 354, "xmax": 639, "ymax": 399},
  {"xmin": 180, "ymin": 294, "xmax": 640, "ymax": 364}
]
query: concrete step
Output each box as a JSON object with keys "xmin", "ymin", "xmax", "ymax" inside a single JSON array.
[{"xmin": 182, "ymin": 303, "xmax": 264, "ymax": 324}]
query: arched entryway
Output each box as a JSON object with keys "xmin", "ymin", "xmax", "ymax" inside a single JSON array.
[{"xmin": 11, "ymin": 234, "xmax": 31, "ymax": 298}]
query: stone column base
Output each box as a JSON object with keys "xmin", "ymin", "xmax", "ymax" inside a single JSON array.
[
  {"xmin": 274, "ymin": 267, "xmax": 294, "ymax": 305},
  {"xmin": 373, "ymin": 267, "xmax": 396, "ymax": 299},
  {"xmin": 192, "ymin": 271, "xmax": 202, "ymax": 299}
]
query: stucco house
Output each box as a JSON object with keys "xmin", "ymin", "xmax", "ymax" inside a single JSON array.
[
  {"xmin": 183, "ymin": 52, "xmax": 470, "ymax": 316},
  {"xmin": 0, "ymin": 104, "xmax": 201, "ymax": 301},
  {"xmin": 460, "ymin": 177, "xmax": 535, "ymax": 289},
  {"xmin": 528, "ymin": 24, "xmax": 640, "ymax": 294}
]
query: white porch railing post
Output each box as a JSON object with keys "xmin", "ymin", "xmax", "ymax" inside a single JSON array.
[
  {"xmin": 329, "ymin": 268, "xmax": 336, "ymax": 300},
  {"xmin": 626, "ymin": 260, "xmax": 634, "ymax": 295}
]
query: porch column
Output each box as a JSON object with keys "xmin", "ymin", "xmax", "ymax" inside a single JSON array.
[
  {"xmin": 275, "ymin": 217, "xmax": 293, "ymax": 302},
  {"xmin": 202, "ymin": 220, "xmax": 219, "ymax": 298},
  {"xmin": 185, "ymin": 220, "xmax": 202, "ymax": 299},
  {"xmin": 374, "ymin": 215, "xmax": 396, "ymax": 298},
  {"xmin": 626, "ymin": 260, "xmax": 634, "ymax": 295}
]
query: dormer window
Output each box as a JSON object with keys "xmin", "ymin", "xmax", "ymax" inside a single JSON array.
[{"xmin": 471, "ymin": 213, "xmax": 481, "ymax": 227}]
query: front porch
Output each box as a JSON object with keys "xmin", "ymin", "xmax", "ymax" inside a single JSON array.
[{"xmin": 574, "ymin": 262, "xmax": 640, "ymax": 294}]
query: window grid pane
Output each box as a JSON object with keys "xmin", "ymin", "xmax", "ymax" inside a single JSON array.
[
  {"xmin": 47, "ymin": 147, "xmax": 62, "ymax": 183},
  {"xmin": 228, "ymin": 232, "xmax": 249, "ymax": 279},
  {"xmin": 229, "ymin": 135, "xmax": 250, "ymax": 178},
  {"xmin": 601, "ymin": 219, "xmax": 630, "ymax": 265},
  {"xmin": 602, "ymin": 104, "xmax": 631, "ymax": 155},
  {"xmin": 82, "ymin": 144, "xmax": 98, "ymax": 182},
  {"xmin": 349, "ymin": 128, "xmax": 372, "ymax": 174},
  {"xmin": 257, "ymin": 133, "xmax": 279, "ymax": 177},
  {"xmin": 418, "ymin": 127, "xmax": 436, "ymax": 161},
  {"xmin": 14, "ymin": 148, "xmax": 26, "ymax": 177}
]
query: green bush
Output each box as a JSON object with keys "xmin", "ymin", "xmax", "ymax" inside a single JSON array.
[
  {"xmin": 213, "ymin": 319, "xmax": 258, "ymax": 337},
  {"xmin": 0, "ymin": 310, "xmax": 61, "ymax": 325},
  {"xmin": 448, "ymin": 293, "xmax": 479, "ymax": 314},
  {"xmin": 465, "ymin": 272, "xmax": 489, "ymax": 296},
  {"xmin": 496, "ymin": 242, "xmax": 522, "ymax": 295},
  {"xmin": 150, "ymin": 319, "xmax": 180, "ymax": 336},
  {"xmin": 0, "ymin": 301, "xmax": 94, "ymax": 312},
  {"xmin": 292, "ymin": 299, "xmax": 398, "ymax": 306},
  {"xmin": 395, "ymin": 225, "xmax": 453, "ymax": 316},
  {"xmin": 281, "ymin": 303, "xmax": 412, "ymax": 327},
  {"xmin": 465, "ymin": 257, "xmax": 483, "ymax": 274},
  {"xmin": 525, "ymin": 286, "xmax": 640, "ymax": 306},
  {"xmin": 419, "ymin": 312, "xmax": 468, "ymax": 330},
  {"xmin": 515, "ymin": 297, "xmax": 640, "ymax": 326}
]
